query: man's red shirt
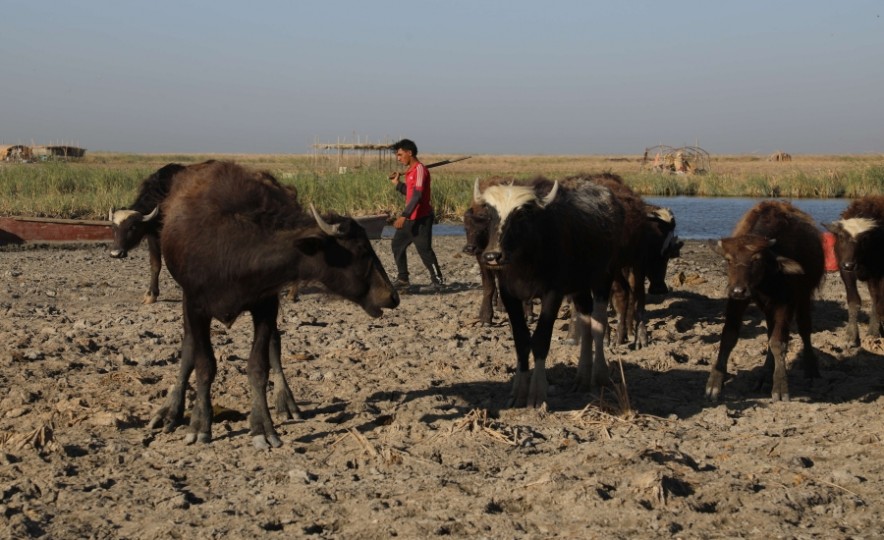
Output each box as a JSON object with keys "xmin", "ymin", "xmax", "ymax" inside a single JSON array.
[{"xmin": 403, "ymin": 162, "xmax": 433, "ymax": 220}]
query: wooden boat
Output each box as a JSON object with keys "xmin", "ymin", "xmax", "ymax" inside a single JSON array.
[
  {"xmin": 354, "ymin": 213, "xmax": 389, "ymax": 239},
  {"xmin": 0, "ymin": 213, "xmax": 390, "ymax": 246},
  {"xmin": 0, "ymin": 216, "xmax": 113, "ymax": 245}
]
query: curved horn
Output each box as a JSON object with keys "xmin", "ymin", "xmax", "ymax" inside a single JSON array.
[
  {"xmin": 473, "ymin": 178, "xmax": 483, "ymax": 204},
  {"xmin": 310, "ymin": 204, "xmax": 341, "ymax": 236},
  {"xmin": 540, "ymin": 181, "xmax": 559, "ymax": 207},
  {"xmin": 142, "ymin": 206, "xmax": 160, "ymax": 222}
]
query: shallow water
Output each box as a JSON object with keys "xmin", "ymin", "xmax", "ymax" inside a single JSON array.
[{"xmin": 407, "ymin": 197, "xmax": 851, "ymax": 240}]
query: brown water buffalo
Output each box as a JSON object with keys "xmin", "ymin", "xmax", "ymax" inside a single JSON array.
[
  {"xmin": 825, "ymin": 195, "xmax": 884, "ymax": 348},
  {"xmin": 149, "ymin": 161, "xmax": 399, "ymax": 449},
  {"xmin": 707, "ymin": 200, "xmax": 824, "ymax": 401}
]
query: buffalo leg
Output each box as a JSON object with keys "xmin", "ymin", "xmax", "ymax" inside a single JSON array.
[
  {"xmin": 183, "ymin": 300, "xmax": 215, "ymax": 443},
  {"xmin": 574, "ymin": 287, "xmax": 612, "ymax": 391},
  {"xmin": 500, "ymin": 288, "xmax": 532, "ymax": 408},
  {"xmin": 477, "ymin": 259, "xmax": 496, "ymax": 325},
  {"xmin": 525, "ymin": 291, "xmax": 564, "ymax": 408},
  {"xmin": 795, "ymin": 296, "xmax": 819, "ymax": 380},
  {"xmin": 270, "ymin": 328, "xmax": 301, "ymax": 421},
  {"xmin": 631, "ymin": 268, "xmax": 649, "ymax": 349},
  {"xmin": 869, "ymin": 278, "xmax": 884, "ymax": 338},
  {"xmin": 706, "ymin": 298, "xmax": 749, "ymax": 400},
  {"xmin": 144, "ymin": 235, "xmax": 162, "ymax": 304},
  {"xmin": 148, "ymin": 299, "xmax": 196, "ymax": 432},
  {"xmin": 611, "ymin": 279, "xmax": 629, "ymax": 345},
  {"xmin": 839, "ymin": 269, "xmax": 861, "ymax": 347},
  {"xmin": 768, "ymin": 304, "xmax": 793, "ymax": 401},
  {"xmin": 247, "ymin": 297, "xmax": 284, "ymax": 449},
  {"xmin": 564, "ymin": 297, "xmax": 581, "ymax": 346},
  {"xmin": 755, "ymin": 308, "xmax": 777, "ymax": 392}
]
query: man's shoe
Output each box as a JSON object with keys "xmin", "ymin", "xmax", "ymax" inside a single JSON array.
[{"xmin": 392, "ymin": 278, "xmax": 410, "ymax": 290}]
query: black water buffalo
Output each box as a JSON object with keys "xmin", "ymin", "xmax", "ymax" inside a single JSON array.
[
  {"xmin": 474, "ymin": 176, "xmax": 625, "ymax": 407},
  {"xmin": 608, "ymin": 203, "xmax": 683, "ymax": 345},
  {"xmin": 707, "ymin": 200, "xmax": 824, "ymax": 401},
  {"xmin": 825, "ymin": 195, "xmax": 884, "ymax": 347},
  {"xmin": 109, "ymin": 162, "xmax": 188, "ymax": 304},
  {"xmin": 462, "ymin": 176, "xmax": 548, "ymax": 325},
  {"xmin": 149, "ymin": 161, "xmax": 399, "ymax": 449}
]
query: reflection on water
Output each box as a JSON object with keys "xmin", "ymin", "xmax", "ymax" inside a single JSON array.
[{"xmin": 383, "ymin": 197, "xmax": 851, "ymax": 240}]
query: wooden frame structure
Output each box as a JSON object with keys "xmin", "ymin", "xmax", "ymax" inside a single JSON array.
[{"xmin": 311, "ymin": 136, "xmax": 397, "ymax": 172}]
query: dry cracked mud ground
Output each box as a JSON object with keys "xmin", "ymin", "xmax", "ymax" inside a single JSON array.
[{"xmin": 1, "ymin": 237, "xmax": 883, "ymax": 538}]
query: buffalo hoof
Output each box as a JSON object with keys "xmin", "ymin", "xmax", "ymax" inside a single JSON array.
[
  {"xmin": 184, "ymin": 431, "xmax": 212, "ymax": 444},
  {"xmin": 142, "ymin": 294, "xmax": 158, "ymax": 305},
  {"xmin": 275, "ymin": 388, "xmax": 303, "ymax": 421},
  {"xmin": 771, "ymin": 391, "xmax": 790, "ymax": 402},
  {"xmin": 252, "ymin": 434, "xmax": 283, "ymax": 450},
  {"xmin": 508, "ymin": 371, "xmax": 530, "ymax": 408},
  {"xmin": 148, "ymin": 405, "xmax": 184, "ymax": 432},
  {"xmin": 705, "ymin": 370, "xmax": 726, "ymax": 401}
]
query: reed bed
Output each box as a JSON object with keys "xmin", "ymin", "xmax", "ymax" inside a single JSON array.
[{"xmin": 1, "ymin": 153, "xmax": 881, "ymax": 220}]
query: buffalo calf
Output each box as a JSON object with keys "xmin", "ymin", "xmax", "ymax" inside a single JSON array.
[
  {"xmin": 825, "ymin": 195, "xmax": 884, "ymax": 347},
  {"xmin": 707, "ymin": 200, "xmax": 824, "ymax": 401}
]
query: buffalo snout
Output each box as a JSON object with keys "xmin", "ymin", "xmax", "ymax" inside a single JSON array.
[
  {"xmin": 728, "ymin": 286, "xmax": 749, "ymax": 300},
  {"xmin": 483, "ymin": 251, "xmax": 504, "ymax": 266}
]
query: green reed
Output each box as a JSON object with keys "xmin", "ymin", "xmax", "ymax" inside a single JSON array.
[{"xmin": 2, "ymin": 156, "xmax": 882, "ymax": 221}]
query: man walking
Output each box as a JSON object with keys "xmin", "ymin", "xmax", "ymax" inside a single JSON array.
[{"xmin": 388, "ymin": 138, "xmax": 444, "ymax": 291}]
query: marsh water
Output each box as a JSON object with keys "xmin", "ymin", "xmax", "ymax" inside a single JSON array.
[{"xmin": 402, "ymin": 197, "xmax": 851, "ymax": 240}]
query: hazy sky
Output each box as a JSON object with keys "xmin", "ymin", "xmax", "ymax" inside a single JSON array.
[{"xmin": 3, "ymin": 1, "xmax": 882, "ymax": 155}]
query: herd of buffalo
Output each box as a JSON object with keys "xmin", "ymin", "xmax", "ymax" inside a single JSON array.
[{"xmin": 104, "ymin": 159, "xmax": 884, "ymax": 449}]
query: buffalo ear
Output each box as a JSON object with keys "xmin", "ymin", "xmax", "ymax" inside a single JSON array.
[
  {"xmin": 776, "ymin": 256, "xmax": 805, "ymax": 275},
  {"xmin": 294, "ymin": 235, "xmax": 324, "ymax": 256}
]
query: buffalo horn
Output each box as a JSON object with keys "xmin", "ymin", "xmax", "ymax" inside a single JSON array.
[
  {"xmin": 473, "ymin": 178, "xmax": 483, "ymax": 204},
  {"xmin": 143, "ymin": 206, "xmax": 160, "ymax": 222},
  {"xmin": 541, "ymin": 181, "xmax": 559, "ymax": 207},
  {"xmin": 310, "ymin": 204, "xmax": 341, "ymax": 236}
]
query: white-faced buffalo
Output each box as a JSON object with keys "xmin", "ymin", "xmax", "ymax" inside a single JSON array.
[
  {"xmin": 149, "ymin": 161, "xmax": 399, "ymax": 449},
  {"xmin": 462, "ymin": 176, "xmax": 546, "ymax": 325},
  {"xmin": 825, "ymin": 195, "xmax": 884, "ymax": 347},
  {"xmin": 707, "ymin": 200, "xmax": 824, "ymax": 401},
  {"xmin": 109, "ymin": 162, "xmax": 188, "ymax": 304},
  {"xmin": 474, "ymin": 176, "xmax": 626, "ymax": 407}
]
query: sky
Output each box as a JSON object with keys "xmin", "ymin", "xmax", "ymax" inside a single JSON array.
[{"xmin": 2, "ymin": 1, "xmax": 883, "ymax": 155}]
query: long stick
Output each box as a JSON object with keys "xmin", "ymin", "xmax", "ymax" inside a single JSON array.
[{"xmin": 424, "ymin": 155, "xmax": 471, "ymax": 169}]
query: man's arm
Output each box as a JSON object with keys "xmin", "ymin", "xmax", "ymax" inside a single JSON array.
[{"xmin": 401, "ymin": 188, "xmax": 422, "ymax": 218}]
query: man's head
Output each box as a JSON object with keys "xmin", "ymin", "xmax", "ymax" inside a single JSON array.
[{"xmin": 392, "ymin": 139, "xmax": 418, "ymax": 165}]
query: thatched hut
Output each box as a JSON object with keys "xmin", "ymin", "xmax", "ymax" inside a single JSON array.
[{"xmin": 768, "ymin": 150, "xmax": 792, "ymax": 162}]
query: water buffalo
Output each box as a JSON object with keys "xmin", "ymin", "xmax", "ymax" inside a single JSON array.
[
  {"xmin": 825, "ymin": 195, "xmax": 884, "ymax": 348},
  {"xmin": 149, "ymin": 161, "xmax": 399, "ymax": 449},
  {"xmin": 707, "ymin": 200, "xmax": 824, "ymax": 401},
  {"xmin": 475, "ymin": 176, "xmax": 626, "ymax": 407}
]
